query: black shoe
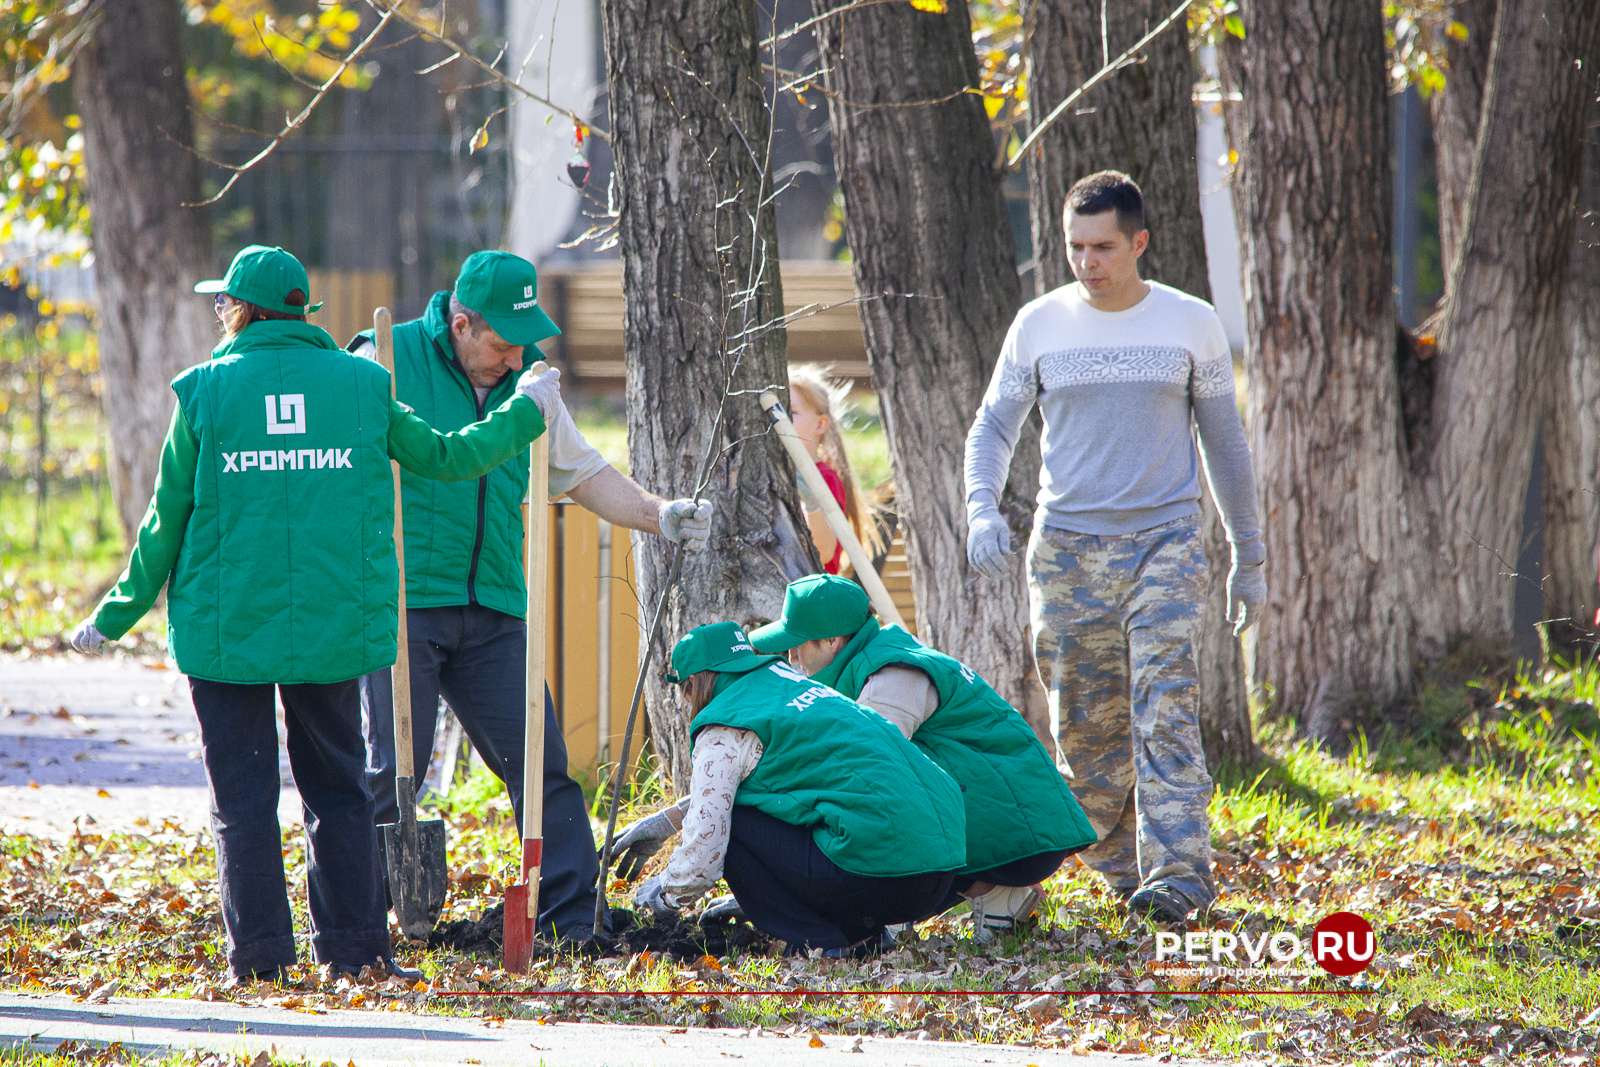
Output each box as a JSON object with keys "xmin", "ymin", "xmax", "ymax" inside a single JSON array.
[
  {"xmin": 1127, "ymin": 885, "xmax": 1194, "ymax": 923},
  {"xmin": 225, "ymin": 965, "xmax": 287, "ymax": 989},
  {"xmin": 328, "ymin": 957, "xmax": 424, "ymax": 982}
]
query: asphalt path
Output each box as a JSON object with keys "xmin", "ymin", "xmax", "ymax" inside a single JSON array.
[
  {"xmin": 0, "ymin": 992, "xmax": 1183, "ymax": 1067},
  {"xmin": 0, "ymin": 652, "xmax": 301, "ymax": 837}
]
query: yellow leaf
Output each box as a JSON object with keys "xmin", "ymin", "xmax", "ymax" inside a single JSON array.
[
  {"xmin": 1228, "ymin": 148, "xmax": 1239, "ymax": 166},
  {"xmin": 809, "ymin": 1034, "xmax": 825, "ymax": 1047},
  {"xmin": 907, "ymin": 0, "xmax": 946, "ymax": 11},
  {"xmin": 984, "ymin": 95, "xmax": 1004, "ymax": 119},
  {"xmin": 471, "ymin": 126, "xmax": 489, "ymax": 152},
  {"xmin": 97, "ymin": 788, "xmax": 110, "ymax": 798}
]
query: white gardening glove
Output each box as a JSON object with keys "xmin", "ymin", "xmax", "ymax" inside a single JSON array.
[
  {"xmin": 70, "ymin": 620, "xmax": 106, "ymax": 655},
  {"xmin": 1227, "ymin": 541, "xmax": 1266, "ymax": 635},
  {"xmin": 611, "ymin": 806, "xmax": 681, "ymax": 880},
  {"xmin": 966, "ymin": 493, "xmax": 1012, "ymax": 580},
  {"xmin": 633, "ymin": 875, "xmax": 680, "ymax": 922},
  {"xmin": 514, "ymin": 365, "xmax": 562, "ymax": 422},
  {"xmin": 658, "ymin": 499, "xmax": 713, "ymax": 551}
]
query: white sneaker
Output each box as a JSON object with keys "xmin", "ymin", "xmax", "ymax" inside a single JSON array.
[{"xmin": 969, "ymin": 883, "xmax": 1043, "ymax": 942}]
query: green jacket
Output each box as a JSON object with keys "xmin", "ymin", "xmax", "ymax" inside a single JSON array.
[
  {"xmin": 349, "ymin": 291, "xmax": 534, "ymax": 619},
  {"xmin": 690, "ymin": 659, "xmax": 967, "ymax": 878},
  {"xmin": 92, "ymin": 319, "xmax": 547, "ymax": 684},
  {"xmin": 813, "ymin": 620, "xmax": 1097, "ymax": 874}
]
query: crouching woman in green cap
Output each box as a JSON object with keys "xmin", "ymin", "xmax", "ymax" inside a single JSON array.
[
  {"xmin": 752, "ymin": 575, "xmax": 1097, "ymax": 942},
  {"xmin": 623, "ymin": 621, "xmax": 967, "ymax": 956},
  {"xmin": 67, "ymin": 245, "xmax": 562, "ymax": 984}
]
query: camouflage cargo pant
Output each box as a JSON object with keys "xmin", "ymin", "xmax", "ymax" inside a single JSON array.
[{"xmin": 1028, "ymin": 514, "xmax": 1215, "ymax": 909}]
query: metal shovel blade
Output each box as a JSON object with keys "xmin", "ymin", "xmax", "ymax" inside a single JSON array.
[
  {"xmin": 503, "ymin": 881, "xmax": 535, "ymax": 972},
  {"xmin": 380, "ymin": 776, "xmax": 447, "ymax": 940}
]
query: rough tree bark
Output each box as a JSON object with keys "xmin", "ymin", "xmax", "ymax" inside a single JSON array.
[
  {"xmin": 601, "ymin": 0, "xmax": 815, "ymax": 787},
  {"xmin": 1537, "ymin": 47, "xmax": 1600, "ymax": 655},
  {"xmin": 1427, "ymin": 0, "xmax": 1600, "ymax": 647},
  {"xmin": 1428, "ymin": 0, "xmax": 1496, "ymax": 277},
  {"xmin": 74, "ymin": 0, "xmax": 215, "ymax": 542},
  {"xmin": 809, "ymin": 0, "xmax": 1041, "ymax": 715},
  {"xmin": 1024, "ymin": 0, "xmax": 1254, "ymax": 769},
  {"xmin": 1232, "ymin": 0, "xmax": 1414, "ymax": 736}
]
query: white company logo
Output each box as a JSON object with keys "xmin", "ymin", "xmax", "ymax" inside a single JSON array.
[
  {"xmin": 512, "ymin": 284, "xmax": 539, "ymax": 311},
  {"xmin": 224, "ymin": 448, "xmax": 351, "ymax": 473},
  {"xmin": 265, "ymin": 394, "xmax": 306, "ymax": 435}
]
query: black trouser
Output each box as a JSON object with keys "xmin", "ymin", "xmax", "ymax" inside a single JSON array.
[
  {"xmin": 189, "ymin": 677, "xmax": 391, "ymax": 978},
  {"xmin": 938, "ymin": 848, "xmax": 1074, "ymax": 912},
  {"xmin": 723, "ymin": 807, "xmax": 955, "ymax": 951},
  {"xmin": 360, "ymin": 603, "xmax": 606, "ymax": 941}
]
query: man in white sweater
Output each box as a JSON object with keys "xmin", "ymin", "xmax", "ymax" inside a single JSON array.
[{"xmin": 962, "ymin": 171, "xmax": 1265, "ymax": 922}]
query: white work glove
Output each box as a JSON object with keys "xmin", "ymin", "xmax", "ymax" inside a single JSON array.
[
  {"xmin": 633, "ymin": 875, "xmax": 680, "ymax": 922},
  {"xmin": 657, "ymin": 499, "xmax": 713, "ymax": 551},
  {"xmin": 966, "ymin": 494, "xmax": 1013, "ymax": 580},
  {"xmin": 1227, "ymin": 542, "xmax": 1267, "ymax": 635},
  {"xmin": 611, "ymin": 807, "xmax": 680, "ymax": 880},
  {"xmin": 70, "ymin": 620, "xmax": 106, "ymax": 655},
  {"xmin": 514, "ymin": 365, "xmax": 562, "ymax": 422}
]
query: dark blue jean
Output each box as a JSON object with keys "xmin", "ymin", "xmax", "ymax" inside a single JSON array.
[
  {"xmin": 723, "ymin": 807, "xmax": 956, "ymax": 951},
  {"xmin": 938, "ymin": 848, "xmax": 1074, "ymax": 912},
  {"xmin": 189, "ymin": 677, "xmax": 391, "ymax": 977},
  {"xmin": 360, "ymin": 603, "xmax": 606, "ymax": 941}
]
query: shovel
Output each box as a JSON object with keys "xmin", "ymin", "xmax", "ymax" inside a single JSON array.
[
  {"xmin": 373, "ymin": 306, "xmax": 448, "ymax": 940},
  {"xmin": 504, "ymin": 361, "xmax": 551, "ymax": 972}
]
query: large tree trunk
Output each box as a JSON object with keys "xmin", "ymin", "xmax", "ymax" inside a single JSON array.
[
  {"xmin": 1233, "ymin": 0, "xmax": 1414, "ymax": 735},
  {"xmin": 74, "ymin": 0, "xmax": 215, "ymax": 542},
  {"xmin": 601, "ymin": 0, "xmax": 815, "ymax": 788},
  {"xmin": 809, "ymin": 0, "xmax": 1040, "ymax": 714},
  {"xmin": 1429, "ymin": 0, "xmax": 1497, "ymax": 277},
  {"xmin": 1024, "ymin": 0, "xmax": 1254, "ymax": 769},
  {"xmin": 1537, "ymin": 47, "xmax": 1600, "ymax": 656},
  {"xmin": 1426, "ymin": 0, "xmax": 1600, "ymax": 647}
]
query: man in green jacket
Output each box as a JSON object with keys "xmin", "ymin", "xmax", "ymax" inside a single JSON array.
[
  {"xmin": 752, "ymin": 575, "xmax": 1098, "ymax": 941},
  {"xmin": 69, "ymin": 245, "xmax": 559, "ymax": 982},
  {"xmin": 349, "ymin": 250, "xmax": 712, "ymax": 942}
]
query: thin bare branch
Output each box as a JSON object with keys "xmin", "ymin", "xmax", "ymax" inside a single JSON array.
[
  {"xmin": 360, "ymin": 0, "xmax": 610, "ymax": 144},
  {"xmin": 183, "ymin": 7, "xmax": 396, "ymax": 207},
  {"xmin": 1005, "ymin": 0, "xmax": 1195, "ymax": 171},
  {"xmin": 763, "ymin": 0, "xmax": 906, "ymax": 48}
]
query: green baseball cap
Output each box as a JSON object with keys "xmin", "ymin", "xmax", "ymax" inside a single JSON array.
[
  {"xmin": 749, "ymin": 574, "xmax": 870, "ymax": 653},
  {"xmin": 453, "ymin": 250, "xmax": 561, "ymax": 346},
  {"xmin": 667, "ymin": 621, "xmax": 782, "ymax": 684},
  {"xmin": 194, "ymin": 245, "xmax": 323, "ymax": 314}
]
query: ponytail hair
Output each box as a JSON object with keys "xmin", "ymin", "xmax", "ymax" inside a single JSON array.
[{"xmin": 788, "ymin": 364, "xmax": 885, "ymax": 560}]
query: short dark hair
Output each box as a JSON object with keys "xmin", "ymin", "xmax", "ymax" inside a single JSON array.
[
  {"xmin": 447, "ymin": 293, "xmax": 490, "ymax": 337},
  {"xmin": 1065, "ymin": 170, "xmax": 1145, "ymax": 238}
]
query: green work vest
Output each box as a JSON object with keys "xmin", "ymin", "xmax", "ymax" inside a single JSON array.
[
  {"xmin": 350, "ymin": 291, "xmax": 533, "ymax": 619},
  {"xmin": 814, "ymin": 620, "xmax": 1097, "ymax": 874},
  {"xmin": 168, "ymin": 320, "xmax": 403, "ymax": 684},
  {"xmin": 690, "ymin": 660, "xmax": 967, "ymax": 878}
]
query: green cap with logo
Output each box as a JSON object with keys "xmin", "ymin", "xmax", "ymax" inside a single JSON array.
[
  {"xmin": 194, "ymin": 245, "xmax": 323, "ymax": 314},
  {"xmin": 749, "ymin": 574, "xmax": 871, "ymax": 653},
  {"xmin": 667, "ymin": 621, "xmax": 782, "ymax": 684},
  {"xmin": 453, "ymin": 250, "xmax": 561, "ymax": 346}
]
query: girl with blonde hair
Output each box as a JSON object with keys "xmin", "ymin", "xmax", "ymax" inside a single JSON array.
[{"xmin": 787, "ymin": 364, "xmax": 883, "ymax": 573}]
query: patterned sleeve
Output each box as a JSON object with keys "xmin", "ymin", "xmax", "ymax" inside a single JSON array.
[
  {"xmin": 1190, "ymin": 312, "xmax": 1263, "ymax": 556},
  {"xmin": 1189, "ymin": 314, "xmax": 1236, "ymax": 400},
  {"xmin": 963, "ymin": 316, "xmax": 1038, "ymax": 505},
  {"xmin": 659, "ymin": 726, "xmax": 764, "ymax": 906}
]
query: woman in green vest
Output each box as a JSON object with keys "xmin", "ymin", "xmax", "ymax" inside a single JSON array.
[
  {"xmin": 623, "ymin": 621, "xmax": 967, "ymax": 956},
  {"xmin": 67, "ymin": 246, "xmax": 560, "ymax": 984},
  {"xmin": 752, "ymin": 574, "xmax": 1097, "ymax": 942}
]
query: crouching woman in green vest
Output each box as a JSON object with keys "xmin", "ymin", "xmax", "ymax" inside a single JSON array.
[
  {"xmin": 625, "ymin": 622, "xmax": 967, "ymax": 956},
  {"xmin": 67, "ymin": 246, "xmax": 560, "ymax": 984},
  {"xmin": 752, "ymin": 575, "xmax": 1098, "ymax": 942}
]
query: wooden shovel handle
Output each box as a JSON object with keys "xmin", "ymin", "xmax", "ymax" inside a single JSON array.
[
  {"xmin": 522, "ymin": 362, "xmax": 551, "ymax": 904},
  {"xmin": 760, "ymin": 391, "xmax": 907, "ymax": 631},
  {"xmin": 375, "ymin": 308, "xmax": 415, "ymax": 779}
]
